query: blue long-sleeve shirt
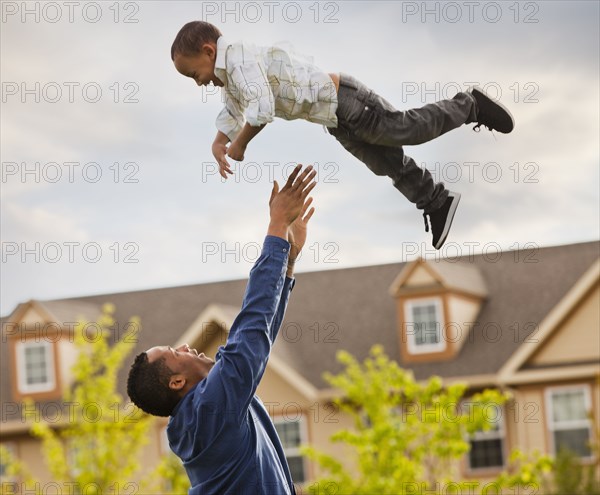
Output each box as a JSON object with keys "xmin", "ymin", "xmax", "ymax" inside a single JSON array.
[{"xmin": 167, "ymin": 236, "xmax": 297, "ymax": 495}]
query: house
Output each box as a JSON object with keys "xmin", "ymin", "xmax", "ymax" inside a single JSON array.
[{"xmin": 1, "ymin": 240, "xmax": 599, "ymax": 487}]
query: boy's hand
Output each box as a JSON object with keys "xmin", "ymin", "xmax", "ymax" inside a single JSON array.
[
  {"xmin": 227, "ymin": 140, "xmax": 246, "ymax": 162},
  {"xmin": 212, "ymin": 141, "xmax": 233, "ymax": 179},
  {"xmin": 267, "ymin": 165, "xmax": 317, "ymax": 240}
]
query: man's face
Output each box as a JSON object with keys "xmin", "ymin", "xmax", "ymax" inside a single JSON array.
[
  {"xmin": 146, "ymin": 343, "xmax": 215, "ymax": 395},
  {"xmin": 173, "ymin": 45, "xmax": 223, "ymax": 87}
]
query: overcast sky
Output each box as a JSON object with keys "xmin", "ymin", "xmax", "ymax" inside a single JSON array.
[{"xmin": 1, "ymin": 0, "xmax": 599, "ymax": 316}]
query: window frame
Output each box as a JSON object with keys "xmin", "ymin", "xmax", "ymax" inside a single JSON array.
[
  {"xmin": 15, "ymin": 340, "xmax": 56, "ymax": 394},
  {"xmin": 403, "ymin": 297, "xmax": 446, "ymax": 354},
  {"xmin": 0, "ymin": 442, "xmax": 17, "ymax": 482},
  {"xmin": 465, "ymin": 403, "xmax": 507, "ymax": 472},
  {"xmin": 545, "ymin": 384, "xmax": 594, "ymax": 460},
  {"xmin": 272, "ymin": 414, "xmax": 308, "ymax": 484}
]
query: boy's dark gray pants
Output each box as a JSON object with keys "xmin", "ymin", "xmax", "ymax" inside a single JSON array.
[{"xmin": 328, "ymin": 73, "xmax": 477, "ymax": 213}]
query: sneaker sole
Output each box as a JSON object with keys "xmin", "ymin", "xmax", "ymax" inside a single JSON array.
[
  {"xmin": 434, "ymin": 192, "xmax": 461, "ymax": 250},
  {"xmin": 472, "ymin": 86, "xmax": 515, "ymax": 133}
]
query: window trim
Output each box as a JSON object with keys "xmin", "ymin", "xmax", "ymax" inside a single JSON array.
[
  {"xmin": 545, "ymin": 384, "xmax": 594, "ymax": 459},
  {"xmin": 15, "ymin": 340, "xmax": 56, "ymax": 394},
  {"xmin": 272, "ymin": 413, "xmax": 308, "ymax": 483},
  {"xmin": 465, "ymin": 403, "xmax": 507, "ymax": 472},
  {"xmin": 404, "ymin": 297, "xmax": 446, "ymax": 354},
  {"xmin": 0, "ymin": 442, "xmax": 17, "ymax": 482}
]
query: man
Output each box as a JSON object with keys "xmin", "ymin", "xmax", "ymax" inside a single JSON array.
[{"xmin": 127, "ymin": 164, "xmax": 317, "ymax": 494}]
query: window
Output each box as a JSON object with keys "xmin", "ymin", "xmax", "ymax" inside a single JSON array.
[
  {"xmin": 0, "ymin": 443, "xmax": 16, "ymax": 482},
  {"xmin": 404, "ymin": 298, "xmax": 445, "ymax": 354},
  {"xmin": 274, "ymin": 418, "xmax": 306, "ymax": 483},
  {"xmin": 467, "ymin": 404, "xmax": 505, "ymax": 470},
  {"xmin": 546, "ymin": 386, "xmax": 593, "ymax": 458},
  {"xmin": 15, "ymin": 341, "xmax": 55, "ymax": 393}
]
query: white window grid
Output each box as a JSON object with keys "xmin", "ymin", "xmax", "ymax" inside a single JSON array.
[
  {"xmin": 467, "ymin": 403, "xmax": 506, "ymax": 471},
  {"xmin": 15, "ymin": 341, "xmax": 55, "ymax": 393},
  {"xmin": 545, "ymin": 384, "xmax": 593, "ymax": 459},
  {"xmin": 273, "ymin": 415, "xmax": 307, "ymax": 482},
  {"xmin": 404, "ymin": 297, "xmax": 446, "ymax": 354}
]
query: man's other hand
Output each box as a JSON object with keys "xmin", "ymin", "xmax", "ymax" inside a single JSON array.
[{"xmin": 268, "ymin": 165, "xmax": 317, "ymax": 240}]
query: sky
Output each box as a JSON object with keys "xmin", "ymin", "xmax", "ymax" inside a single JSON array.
[{"xmin": 1, "ymin": 0, "xmax": 599, "ymax": 316}]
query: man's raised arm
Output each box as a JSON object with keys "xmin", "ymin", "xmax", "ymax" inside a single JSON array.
[
  {"xmin": 199, "ymin": 165, "xmax": 316, "ymax": 421},
  {"xmin": 269, "ymin": 196, "xmax": 315, "ymax": 342}
]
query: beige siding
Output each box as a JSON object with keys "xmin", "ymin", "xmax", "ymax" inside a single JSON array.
[
  {"xmin": 510, "ymin": 386, "xmax": 548, "ymax": 453},
  {"xmin": 305, "ymin": 407, "xmax": 356, "ymax": 480},
  {"xmin": 405, "ymin": 265, "xmax": 438, "ymax": 287},
  {"xmin": 257, "ymin": 368, "xmax": 358, "ymax": 481},
  {"xmin": 18, "ymin": 434, "xmax": 52, "ymax": 483},
  {"xmin": 530, "ymin": 285, "xmax": 600, "ymax": 366},
  {"xmin": 446, "ymin": 294, "xmax": 482, "ymax": 353},
  {"xmin": 57, "ymin": 341, "xmax": 77, "ymax": 391},
  {"xmin": 511, "ymin": 379, "xmax": 600, "ymax": 456},
  {"xmin": 3, "ymin": 423, "xmax": 168, "ymax": 488},
  {"xmin": 257, "ymin": 364, "xmax": 313, "ymax": 408},
  {"xmin": 192, "ymin": 325, "xmax": 227, "ymax": 358},
  {"xmin": 18, "ymin": 307, "xmax": 46, "ymax": 326}
]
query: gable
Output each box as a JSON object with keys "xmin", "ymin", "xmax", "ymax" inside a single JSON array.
[
  {"xmin": 405, "ymin": 264, "xmax": 440, "ymax": 287},
  {"xmin": 527, "ymin": 284, "xmax": 600, "ymax": 368},
  {"xmin": 17, "ymin": 305, "xmax": 49, "ymax": 326},
  {"xmin": 257, "ymin": 363, "xmax": 315, "ymax": 408}
]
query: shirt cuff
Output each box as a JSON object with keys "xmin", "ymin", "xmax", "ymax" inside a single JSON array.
[
  {"xmin": 246, "ymin": 112, "xmax": 274, "ymax": 127},
  {"xmin": 263, "ymin": 235, "xmax": 290, "ymax": 260}
]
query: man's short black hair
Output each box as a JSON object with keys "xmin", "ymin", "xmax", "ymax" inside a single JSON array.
[
  {"xmin": 171, "ymin": 21, "xmax": 223, "ymax": 60},
  {"xmin": 127, "ymin": 352, "xmax": 181, "ymax": 417}
]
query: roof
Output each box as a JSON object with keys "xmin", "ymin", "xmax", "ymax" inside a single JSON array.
[
  {"xmin": 389, "ymin": 258, "xmax": 489, "ymax": 298},
  {"xmin": 1, "ymin": 240, "xmax": 598, "ymax": 419}
]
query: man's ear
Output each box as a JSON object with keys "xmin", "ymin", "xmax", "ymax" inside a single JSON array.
[
  {"xmin": 169, "ymin": 374, "xmax": 186, "ymax": 391},
  {"xmin": 202, "ymin": 43, "xmax": 216, "ymax": 60}
]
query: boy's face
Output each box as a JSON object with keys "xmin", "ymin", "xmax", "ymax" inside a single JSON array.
[{"xmin": 173, "ymin": 44, "xmax": 223, "ymax": 87}]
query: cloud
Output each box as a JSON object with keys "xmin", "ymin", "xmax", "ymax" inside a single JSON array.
[{"xmin": 1, "ymin": 1, "xmax": 598, "ymax": 315}]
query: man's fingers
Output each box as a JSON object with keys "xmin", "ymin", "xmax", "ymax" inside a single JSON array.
[
  {"xmin": 284, "ymin": 164, "xmax": 302, "ymax": 190},
  {"xmin": 303, "ymin": 205, "xmax": 316, "ymax": 223},
  {"xmin": 301, "ymin": 180, "xmax": 317, "ymax": 198},
  {"xmin": 270, "ymin": 181, "xmax": 279, "ymax": 204},
  {"xmin": 298, "ymin": 170, "xmax": 317, "ymax": 194},
  {"xmin": 300, "ymin": 196, "xmax": 313, "ymax": 216},
  {"xmin": 292, "ymin": 165, "xmax": 315, "ymax": 190}
]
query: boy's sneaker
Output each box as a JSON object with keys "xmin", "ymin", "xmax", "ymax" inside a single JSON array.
[
  {"xmin": 471, "ymin": 86, "xmax": 515, "ymax": 134},
  {"xmin": 424, "ymin": 192, "xmax": 461, "ymax": 250}
]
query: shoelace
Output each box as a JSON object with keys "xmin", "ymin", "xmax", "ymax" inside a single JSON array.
[
  {"xmin": 473, "ymin": 123, "xmax": 498, "ymax": 141},
  {"xmin": 423, "ymin": 212, "xmax": 430, "ymax": 233}
]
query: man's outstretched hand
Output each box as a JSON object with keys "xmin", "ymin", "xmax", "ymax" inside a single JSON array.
[
  {"xmin": 268, "ymin": 165, "xmax": 317, "ymax": 242},
  {"xmin": 288, "ymin": 197, "xmax": 314, "ymax": 258}
]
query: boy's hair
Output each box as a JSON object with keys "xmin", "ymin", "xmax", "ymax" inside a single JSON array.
[
  {"xmin": 127, "ymin": 352, "xmax": 181, "ymax": 417},
  {"xmin": 171, "ymin": 21, "xmax": 222, "ymax": 60}
]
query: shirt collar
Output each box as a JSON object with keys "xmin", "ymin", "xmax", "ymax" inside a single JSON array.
[
  {"xmin": 214, "ymin": 36, "xmax": 228, "ymax": 86},
  {"xmin": 215, "ymin": 36, "xmax": 228, "ymax": 70}
]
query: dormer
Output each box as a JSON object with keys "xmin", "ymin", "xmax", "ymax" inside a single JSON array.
[
  {"xmin": 174, "ymin": 303, "xmax": 240, "ymax": 356},
  {"xmin": 389, "ymin": 258, "xmax": 488, "ymax": 363},
  {"xmin": 2, "ymin": 300, "xmax": 102, "ymax": 401}
]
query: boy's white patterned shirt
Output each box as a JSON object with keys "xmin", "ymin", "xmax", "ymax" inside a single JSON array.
[{"xmin": 213, "ymin": 36, "xmax": 338, "ymax": 141}]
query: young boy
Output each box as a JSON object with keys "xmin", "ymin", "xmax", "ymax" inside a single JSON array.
[{"xmin": 171, "ymin": 21, "xmax": 514, "ymax": 249}]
